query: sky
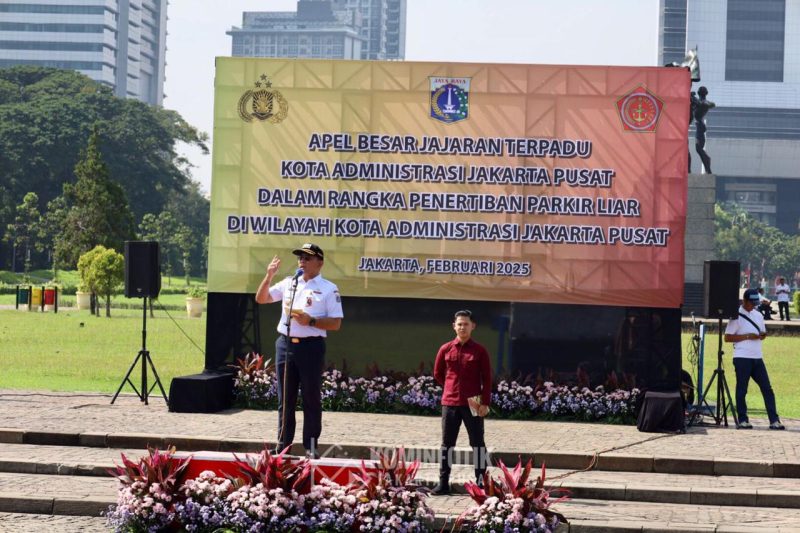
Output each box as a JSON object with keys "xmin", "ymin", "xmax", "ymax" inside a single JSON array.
[{"xmin": 163, "ymin": 0, "xmax": 659, "ymax": 194}]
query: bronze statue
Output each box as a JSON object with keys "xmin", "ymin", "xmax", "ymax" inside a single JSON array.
[{"xmin": 691, "ymin": 86, "xmax": 715, "ymax": 174}]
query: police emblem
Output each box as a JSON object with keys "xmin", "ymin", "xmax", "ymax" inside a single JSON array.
[
  {"xmin": 615, "ymin": 85, "xmax": 663, "ymax": 132},
  {"xmin": 238, "ymin": 73, "xmax": 289, "ymax": 124},
  {"xmin": 430, "ymin": 77, "xmax": 470, "ymax": 124}
]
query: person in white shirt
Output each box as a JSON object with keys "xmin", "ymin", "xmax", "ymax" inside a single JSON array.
[
  {"xmin": 724, "ymin": 288, "xmax": 785, "ymax": 430},
  {"xmin": 774, "ymin": 277, "xmax": 792, "ymax": 321},
  {"xmin": 756, "ymin": 288, "xmax": 773, "ymax": 320},
  {"xmin": 255, "ymin": 243, "xmax": 344, "ymax": 457}
]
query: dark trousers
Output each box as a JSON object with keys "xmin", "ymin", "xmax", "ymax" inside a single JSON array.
[
  {"xmin": 275, "ymin": 335, "xmax": 325, "ymax": 451},
  {"xmin": 439, "ymin": 405, "xmax": 488, "ymax": 480},
  {"xmin": 778, "ymin": 301, "xmax": 790, "ymax": 321},
  {"xmin": 733, "ymin": 357, "xmax": 779, "ymax": 424}
]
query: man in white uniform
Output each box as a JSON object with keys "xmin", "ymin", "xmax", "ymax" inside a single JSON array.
[
  {"xmin": 724, "ymin": 288, "xmax": 784, "ymax": 430},
  {"xmin": 255, "ymin": 243, "xmax": 344, "ymax": 456},
  {"xmin": 775, "ymin": 277, "xmax": 792, "ymax": 321}
]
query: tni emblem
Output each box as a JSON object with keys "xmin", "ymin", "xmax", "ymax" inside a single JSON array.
[{"xmin": 616, "ymin": 85, "xmax": 663, "ymax": 133}]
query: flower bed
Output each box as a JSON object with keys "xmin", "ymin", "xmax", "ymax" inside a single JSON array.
[
  {"xmin": 106, "ymin": 447, "xmax": 566, "ymax": 532},
  {"xmin": 234, "ymin": 354, "xmax": 640, "ymax": 424},
  {"xmin": 107, "ymin": 446, "xmax": 434, "ymax": 532}
]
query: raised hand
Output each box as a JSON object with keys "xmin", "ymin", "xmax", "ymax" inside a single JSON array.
[{"xmin": 267, "ymin": 255, "xmax": 281, "ymax": 277}]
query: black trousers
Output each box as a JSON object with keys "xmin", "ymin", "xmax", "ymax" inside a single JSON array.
[
  {"xmin": 734, "ymin": 357, "xmax": 779, "ymax": 424},
  {"xmin": 778, "ymin": 301, "xmax": 790, "ymax": 320},
  {"xmin": 439, "ymin": 405, "xmax": 488, "ymax": 479},
  {"xmin": 275, "ymin": 335, "xmax": 325, "ymax": 451}
]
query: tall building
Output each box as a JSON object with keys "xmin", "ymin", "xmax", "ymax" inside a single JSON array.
[
  {"xmin": 0, "ymin": 0, "xmax": 168, "ymax": 106},
  {"xmin": 337, "ymin": 0, "xmax": 406, "ymax": 60},
  {"xmin": 659, "ymin": 0, "xmax": 800, "ymax": 234},
  {"xmin": 228, "ymin": 0, "xmax": 406, "ymax": 61}
]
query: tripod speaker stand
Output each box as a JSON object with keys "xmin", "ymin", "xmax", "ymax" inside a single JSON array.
[
  {"xmin": 111, "ymin": 296, "xmax": 168, "ymax": 405},
  {"xmin": 688, "ymin": 316, "xmax": 738, "ymax": 427},
  {"xmin": 112, "ymin": 241, "xmax": 167, "ymax": 406}
]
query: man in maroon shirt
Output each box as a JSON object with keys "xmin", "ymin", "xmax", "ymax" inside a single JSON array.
[{"xmin": 431, "ymin": 309, "xmax": 492, "ymax": 495}]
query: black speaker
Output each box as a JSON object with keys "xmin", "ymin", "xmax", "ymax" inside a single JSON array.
[
  {"xmin": 703, "ymin": 260, "xmax": 740, "ymax": 318},
  {"xmin": 124, "ymin": 241, "xmax": 161, "ymax": 298}
]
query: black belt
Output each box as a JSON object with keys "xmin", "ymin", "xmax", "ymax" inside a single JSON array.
[{"xmin": 280, "ymin": 334, "xmax": 323, "ymax": 344}]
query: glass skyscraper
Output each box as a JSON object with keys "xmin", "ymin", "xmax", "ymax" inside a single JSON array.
[{"xmin": 0, "ymin": 0, "xmax": 168, "ymax": 106}]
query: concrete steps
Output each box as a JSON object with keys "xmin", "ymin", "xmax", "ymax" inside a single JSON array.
[
  {"xmin": 3, "ymin": 471, "xmax": 800, "ymax": 533},
  {"xmin": 4, "ymin": 443, "xmax": 800, "ymax": 509},
  {"xmin": 0, "ymin": 512, "xmax": 107, "ymax": 532},
  {"xmin": 1, "ymin": 441, "xmax": 800, "ymax": 531}
]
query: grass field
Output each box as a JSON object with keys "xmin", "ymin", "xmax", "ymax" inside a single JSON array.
[
  {"xmin": 1, "ymin": 307, "xmax": 798, "ymax": 420},
  {"xmin": 681, "ymin": 331, "xmax": 800, "ymax": 420},
  {"xmin": 0, "ymin": 308, "xmax": 206, "ymax": 392}
]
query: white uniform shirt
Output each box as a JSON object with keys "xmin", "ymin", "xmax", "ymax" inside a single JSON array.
[
  {"xmin": 269, "ymin": 274, "xmax": 343, "ymax": 338},
  {"xmin": 724, "ymin": 306, "xmax": 765, "ymax": 360},
  {"xmin": 775, "ymin": 283, "xmax": 791, "ymax": 303}
]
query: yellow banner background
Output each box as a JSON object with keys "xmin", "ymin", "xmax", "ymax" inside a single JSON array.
[{"xmin": 209, "ymin": 58, "xmax": 690, "ymax": 307}]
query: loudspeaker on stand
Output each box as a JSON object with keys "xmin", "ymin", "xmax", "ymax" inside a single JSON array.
[
  {"xmin": 703, "ymin": 260, "xmax": 740, "ymax": 319},
  {"xmin": 124, "ymin": 241, "xmax": 161, "ymax": 299}
]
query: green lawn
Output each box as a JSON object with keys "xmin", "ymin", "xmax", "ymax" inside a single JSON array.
[
  {"xmin": 0, "ymin": 308, "xmax": 206, "ymax": 392},
  {"xmin": 681, "ymin": 332, "xmax": 799, "ymax": 420},
  {"xmin": 2, "ymin": 307, "xmax": 798, "ymax": 420}
]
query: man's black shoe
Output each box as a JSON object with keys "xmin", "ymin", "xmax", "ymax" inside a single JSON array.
[{"xmin": 430, "ymin": 478, "xmax": 450, "ymax": 496}]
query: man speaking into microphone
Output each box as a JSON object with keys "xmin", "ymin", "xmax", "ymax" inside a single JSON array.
[{"xmin": 255, "ymin": 243, "xmax": 343, "ymax": 457}]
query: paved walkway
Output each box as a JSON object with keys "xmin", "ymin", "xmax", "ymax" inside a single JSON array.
[
  {"xmin": 2, "ymin": 389, "xmax": 798, "ymax": 465},
  {"xmin": 2, "ymin": 389, "xmax": 800, "ymax": 532}
]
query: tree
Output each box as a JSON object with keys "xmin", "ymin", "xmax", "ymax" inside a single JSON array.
[
  {"xmin": 37, "ymin": 196, "xmax": 67, "ymax": 280},
  {"xmin": 163, "ymin": 181, "xmax": 210, "ymax": 278},
  {"xmin": 54, "ymin": 126, "xmax": 136, "ymax": 268},
  {"xmin": 88, "ymin": 247, "xmax": 125, "ymax": 317},
  {"xmin": 77, "ymin": 245, "xmax": 104, "ymax": 315},
  {"xmin": 0, "ymin": 66, "xmax": 209, "ymax": 270},
  {"xmin": 175, "ymin": 224, "xmax": 196, "ymax": 286},
  {"xmin": 715, "ymin": 202, "xmax": 800, "ymax": 284},
  {"xmin": 139, "ymin": 211, "xmax": 179, "ymax": 283},
  {"xmin": 3, "ymin": 192, "xmax": 41, "ymax": 276},
  {"xmin": 78, "ymin": 245, "xmax": 124, "ymax": 317}
]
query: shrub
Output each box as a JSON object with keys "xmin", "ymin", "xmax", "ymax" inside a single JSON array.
[
  {"xmin": 105, "ymin": 447, "xmax": 190, "ymax": 532},
  {"xmin": 459, "ymin": 459, "xmax": 568, "ymax": 533},
  {"xmin": 112, "ymin": 447, "xmax": 435, "ymax": 532},
  {"xmin": 232, "ymin": 354, "xmax": 641, "ymax": 424}
]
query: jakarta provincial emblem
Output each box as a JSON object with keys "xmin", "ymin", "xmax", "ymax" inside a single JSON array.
[
  {"xmin": 430, "ymin": 77, "xmax": 470, "ymax": 124},
  {"xmin": 615, "ymin": 85, "xmax": 663, "ymax": 132},
  {"xmin": 238, "ymin": 73, "xmax": 289, "ymax": 124}
]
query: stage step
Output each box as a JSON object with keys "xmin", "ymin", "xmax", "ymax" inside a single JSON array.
[
  {"xmin": 3, "ymin": 430, "xmax": 799, "ymax": 479},
  {"xmin": 3, "ymin": 471, "xmax": 800, "ymax": 532},
  {"xmin": 2, "ymin": 443, "xmax": 800, "ymax": 510},
  {"xmin": 431, "ymin": 495, "xmax": 800, "ymax": 532},
  {"xmin": 0, "ymin": 512, "xmax": 107, "ymax": 532}
]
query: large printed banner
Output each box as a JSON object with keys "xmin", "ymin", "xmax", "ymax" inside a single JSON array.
[{"xmin": 209, "ymin": 58, "xmax": 690, "ymax": 307}]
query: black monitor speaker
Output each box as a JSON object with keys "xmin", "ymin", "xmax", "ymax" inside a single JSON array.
[
  {"xmin": 124, "ymin": 241, "xmax": 161, "ymax": 298},
  {"xmin": 703, "ymin": 260, "xmax": 740, "ymax": 318}
]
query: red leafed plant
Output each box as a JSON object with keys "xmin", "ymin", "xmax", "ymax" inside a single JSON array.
[
  {"xmin": 232, "ymin": 352, "xmax": 272, "ymax": 376},
  {"xmin": 348, "ymin": 448, "xmax": 434, "ymax": 530},
  {"xmin": 460, "ymin": 458, "xmax": 568, "ymax": 531},
  {"xmin": 108, "ymin": 445, "xmax": 191, "ymax": 492},
  {"xmin": 231, "ymin": 445, "xmax": 312, "ymax": 494},
  {"xmin": 349, "ymin": 447, "xmax": 422, "ymax": 499},
  {"xmin": 106, "ymin": 446, "xmax": 191, "ymax": 531}
]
